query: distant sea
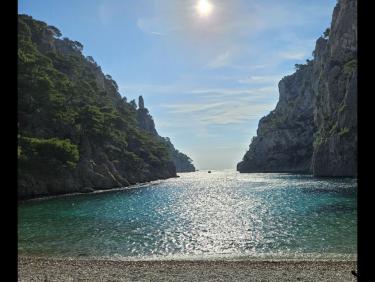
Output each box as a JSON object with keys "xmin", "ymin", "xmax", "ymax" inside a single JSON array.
[{"xmin": 18, "ymin": 170, "xmax": 357, "ymax": 261}]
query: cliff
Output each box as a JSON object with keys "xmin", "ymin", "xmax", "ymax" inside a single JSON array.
[
  {"xmin": 136, "ymin": 97, "xmax": 195, "ymax": 172},
  {"xmin": 237, "ymin": 0, "xmax": 357, "ymax": 177},
  {"xmin": 17, "ymin": 15, "xmax": 193, "ymax": 199},
  {"xmin": 237, "ymin": 64, "xmax": 316, "ymax": 173},
  {"xmin": 162, "ymin": 138, "xmax": 196, "ymax": 173}
]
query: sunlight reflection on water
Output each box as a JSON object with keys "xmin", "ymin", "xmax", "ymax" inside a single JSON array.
[{"xmin": 18, "ymin": 170, "xmax": 357, "ymax": 259}]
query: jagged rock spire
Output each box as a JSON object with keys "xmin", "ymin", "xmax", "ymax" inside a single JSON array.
[{"xmin": 138, "ymin": 95, "xmax": 145, "ymax": 109}]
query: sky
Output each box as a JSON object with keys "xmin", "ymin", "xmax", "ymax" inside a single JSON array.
[{"xmin": 18, "ymin": 0, "xmax": 337, "ymax": 170}]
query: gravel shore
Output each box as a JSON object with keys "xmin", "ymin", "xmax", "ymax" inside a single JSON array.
[{"xmin": 18, "ymin": 256, "xmax": 357, "ymax": 282}]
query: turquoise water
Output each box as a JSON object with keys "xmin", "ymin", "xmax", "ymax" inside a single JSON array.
[{"xmin": 18, "ymin": 170, "xmax": 357, "ymax": 260}]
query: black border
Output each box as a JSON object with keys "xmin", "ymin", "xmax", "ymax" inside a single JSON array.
[{"xmin": 357, "ymin": 0, "xmax": 373, "ymax": 280}]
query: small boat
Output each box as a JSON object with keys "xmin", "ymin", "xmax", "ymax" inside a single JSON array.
[{"xmin": 208, "ymin": 170, "xmax": 211, "ymax": 173}]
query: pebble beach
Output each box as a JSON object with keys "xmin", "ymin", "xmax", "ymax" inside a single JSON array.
[{"xmin": 18, "ymin": 256, "xmax": 357, "ymax": 282}]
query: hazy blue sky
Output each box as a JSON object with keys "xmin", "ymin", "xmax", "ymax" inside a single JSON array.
[{"xmin": 19, "ymin": 0, "xmax": 336, "ymax": 170}]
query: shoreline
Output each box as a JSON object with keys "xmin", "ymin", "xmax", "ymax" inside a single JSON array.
[
  {"xmin": 18, "ymin": 177, "xmax": 173, "ymax": 203},
  {"xmin": 18, "ymin": 256, "xmax": 357, "ymax": 281},
  {"xmin": 18, "ymin": 252, "xmax": 357, "ymax": 262}
]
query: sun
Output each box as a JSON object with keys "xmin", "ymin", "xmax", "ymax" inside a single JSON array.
[{"xmin": 196, "ymin": 0, "xmax": 213, "ymax": 17}]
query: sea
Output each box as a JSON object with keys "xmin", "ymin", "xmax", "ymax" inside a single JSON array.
[{"xmin": 18, "ymin": 170, "xmax": 357, "ymax": 261}]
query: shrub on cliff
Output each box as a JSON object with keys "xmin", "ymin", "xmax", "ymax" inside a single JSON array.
[
  {"xmin": 18, "ymin": 136, "xmax": 79, "ymax": 170},
  {"xmin": 18, "ymin": 14, "xmax": 173, "ymax": 185}
]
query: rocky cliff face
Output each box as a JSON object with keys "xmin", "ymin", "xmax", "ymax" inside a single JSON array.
[
  {"xmin": 17, "ymin": 15, "xmax": 193, "ymax": 199},
  {"xmin": 136, "ymin": 96, "xmax": 195, "ymax": 173},
  {"xmin": 237, "ymin": 64, "xmax": 316, "ymax": 173},
  {"xmin": 162, "ymin": 138, "xmax": 196, "ymax": 173},
  {"xmin": 136, "ymin": 97, "xmax": 158, "ymax": 136},
  {"xmin": 237, "ymin": 0, "xmax": 357, "ymax": 177},
  {"xmin": 311, "ymin": 0, "xmax": 357, "ymax": 176}
]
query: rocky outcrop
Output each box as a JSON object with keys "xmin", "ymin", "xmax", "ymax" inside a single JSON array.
[
  {"xmin": 237, "ymin": 64, "xmax": 316, "ymax": 173},
  {"xmin": 171, "ymin": 154, "xmax": 195, "ymax": 172},
  {"xmin": 162, "ymin": 137, "xmax": 196, "ymax": 173},
  {"xmin": 311, "ymin": 0, "xmax": 357, "ymax": 176},
  {"xmin": 136, "ymin": 96, "xmax": 195, "ymax": 173},
  {"xmin": 136, "ymin": 97, "xmax": 158, "ymax": 136},
  {"xmin": 237, "ymin": 0, "xmax": 357, "ymax": 177},
  {"xmin": 17, "ymin": 15, "xmax": 191, "ymax": 199}
]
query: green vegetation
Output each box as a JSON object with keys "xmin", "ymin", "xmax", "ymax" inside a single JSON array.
[
  {"xmin": 294, "ymin": 63, "xmax": 307, "ymax": 71},
  {"xmin": 343, "ymin": 59, "xmax": 357, "ymax": 75},
  {"xmin": 323, "ymin": 28, "xmax": 330, "ymax": 38},
  {"xmin": 338, "ymin": 127, "xmax": 350, "ymax": 136},
  {"xmin": 162, "ymin": 137, "xmax": 195, "ymax": 172},
  {"xmin": 313, "ymin": 122, "xmax": 351, "ymax": 149},
  {"xmin": 313, "ymin": 133, "xmax": 325, "ymax": 149},
  {"xmin": 18, "ymin": 14, "xmax": 174, "ymax": 183},
  {"xmin": 338, "ymin": 102, "xmax": 346, "ymax": 113},
  {"xmin": 329, "ymin": 122, "xmax": 338, "ymax": 135},
  {"xmin": 18, "ymin": 136, "xmax": 79, "ymax": 169}
]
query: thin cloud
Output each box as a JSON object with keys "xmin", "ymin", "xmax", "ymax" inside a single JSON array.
[
  {"xmin": 238, "ymin": 75, "xmax": 283, "ymax": 85},
  {"xmin": 199, "ymin": 103, "xmax": 276, "ymax": 125},
  {"xmin": 163, "ymin": 101, "xmax": 226, "ymax": 114},
  {"xmin": 119, "ymin": 83, "xmax": 185, "ymax": 96},
  {"xmin": 206, "ymin": 50, "xmax": 232, "ymax": 69},
  {"xmin": 97, "ymin": 1, "xmax": 128, "ymax": 25},
  {"xmin": 161, "ymin": 98, "xmax": 276, "ymax": 126},
  {"xmin": 120, "ymin": 83, "xmax": 278, "ymax": 99},
  {"xmin": 137, "ymin": 17, "xmax": 174, "ymax": 36},
  {"xmin": 191, "ymin": 87, "xmax": 276, "ymax": 99},
  {"xmin": 278, "ymin": 51, "xmax": 309, "ymax": 60}
]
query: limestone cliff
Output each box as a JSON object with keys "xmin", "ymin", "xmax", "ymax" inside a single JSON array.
[
  {"xmin": 162, "ymin": 137, "xmax": 196, "ymax": 173},
  {"xmin": 17, "ymin": 15, "xmax": 194, "ymax": 199},
  {"xmin": 237, "ymin": 0, "xmax": 357, "ymax": 177},
  {"xmin": 311, "ymin": 0, "xmax": 357, "ymax": 176},
  {"xmin": 237, "ymin": 64, "xmax": 316, "ymax": 173},
  {"xmin": 136, "ymin": 96, "xmax": 195, "ymax": 172}
]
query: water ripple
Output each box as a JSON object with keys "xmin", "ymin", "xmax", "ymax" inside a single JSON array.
[{"xmin": 18, "ymin": 170, "xmax": 357, "ymax": 259}]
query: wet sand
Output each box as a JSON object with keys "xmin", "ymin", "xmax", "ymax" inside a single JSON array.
[{"xmin": 18, "ymin": 256, "xmax": 357, "ymax": 282}]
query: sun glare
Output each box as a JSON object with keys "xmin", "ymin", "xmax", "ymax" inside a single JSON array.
[{"xmin": 196, "ymin": 0, "xmax": 213, "ymax": 17}]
